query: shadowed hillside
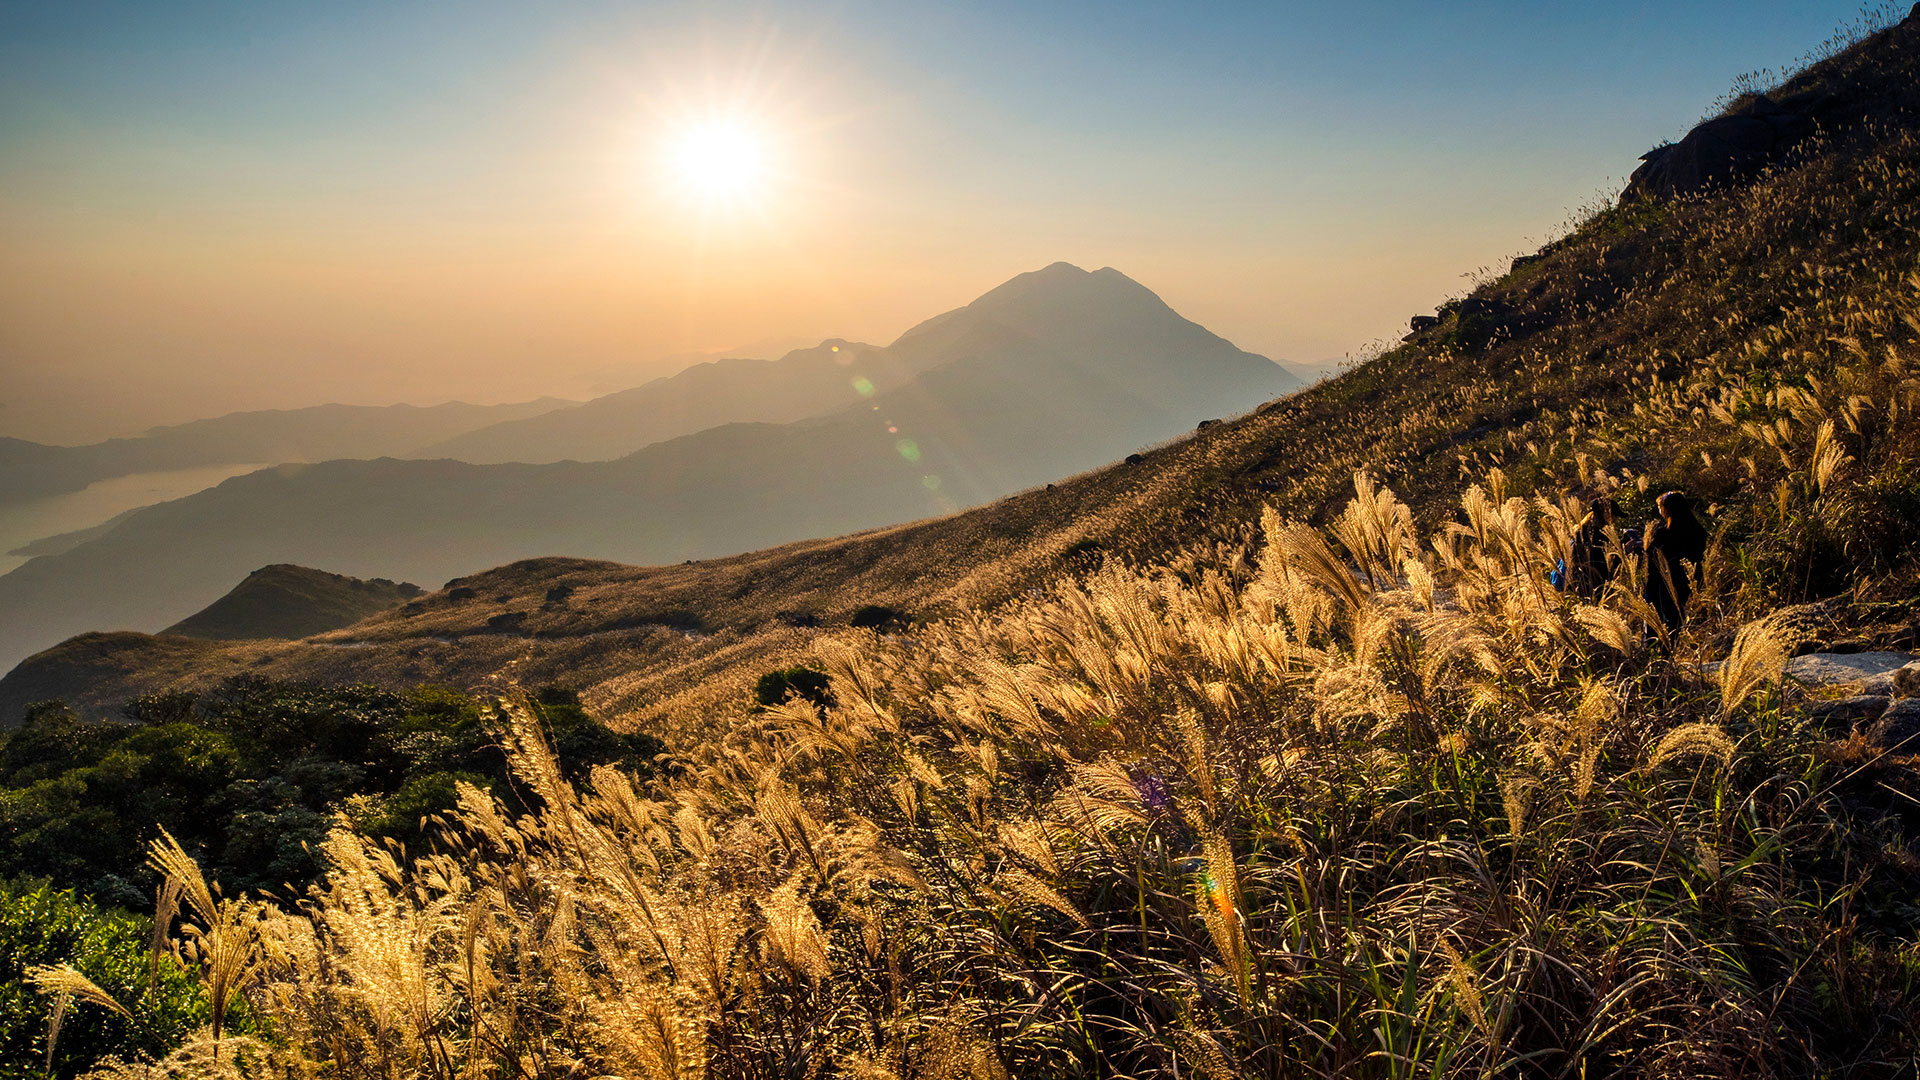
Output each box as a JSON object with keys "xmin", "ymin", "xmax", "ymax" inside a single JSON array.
[
  {"xmin": 414, "ymin": 341, "xmax": 896, "ymax": 464},
  {"xmin": 162, "ymin": 564, "xmax": 423, "ymax": 641}
]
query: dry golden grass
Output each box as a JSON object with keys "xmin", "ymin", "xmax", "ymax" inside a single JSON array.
[{"xmin": 62, "ymin": 447, "xmax": 1918, "ymax": 1075}]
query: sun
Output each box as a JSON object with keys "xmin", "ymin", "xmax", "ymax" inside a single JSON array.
[{"xmin": 661, "ymin": 119, "xmax": 775, "ymax": 209}]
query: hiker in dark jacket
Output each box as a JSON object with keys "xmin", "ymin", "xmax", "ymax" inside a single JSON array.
[
  {"xmin": 1643, "ymin": 491, "xmax": 1707, "ymax": 631},
  {"xmin": 1567, "ymin": 497, "xmax": 1618, "ymax": 596}
]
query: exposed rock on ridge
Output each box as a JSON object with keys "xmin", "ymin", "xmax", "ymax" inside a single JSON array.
[{"xmin": 1624, "ymin": 5, "xmax": 1920, "ymax": 202}]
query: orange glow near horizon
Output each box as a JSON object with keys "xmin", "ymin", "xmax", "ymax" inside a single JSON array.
[{"xmin": 11, "ymin": 3, "xmax": 1821, "ymax": 443}]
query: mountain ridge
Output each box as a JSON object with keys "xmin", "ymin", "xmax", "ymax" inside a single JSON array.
[
  {"xmin": 0, "ymin": 264, "xmax": 1297, "ymax": 677},
  {"xmin": 412, "ymin": 341, "xmax": 899, "ymax": 465},
  {"xmin": 163, "ymin": 564, "xmax": 424, "ymax": 641},
  {"xmin": 0, "ymin": 397, "xmax": 576, "ymax": 504}
]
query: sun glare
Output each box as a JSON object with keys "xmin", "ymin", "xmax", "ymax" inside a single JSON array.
[{"xmin": 662, "ymin": 119, "xmax": 775, "ymax": 210}]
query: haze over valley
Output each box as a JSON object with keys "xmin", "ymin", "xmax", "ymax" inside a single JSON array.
[{"xmin": 0, "ymin": 262, "xmax": 1296, "ymax": 671}]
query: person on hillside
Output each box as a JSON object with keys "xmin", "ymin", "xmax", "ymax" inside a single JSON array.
[
  {"xmin": 1642, "ymin": 491, "xmax": 1708, "ymax": 632},
  {"xmin": 1567, "ymin": 497, "xmax": 1618, "ymax": 596}
]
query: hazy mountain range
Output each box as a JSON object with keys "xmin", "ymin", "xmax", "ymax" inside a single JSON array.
[
  {"xmin": 0, "ymin": 263, "xmax": 1299, "ymax": 673},
  {"xmin": 0, "ymin": 399, "xmax": 574, "ymax": 504},
  {"xmin": 416, "ymin": 341, "xmax": 897, "ymax": 464}
]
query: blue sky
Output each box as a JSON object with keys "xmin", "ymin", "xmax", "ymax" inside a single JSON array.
[{"xmin": 0, "ymin": 0, "xmax": 1891, "ymax": 439}]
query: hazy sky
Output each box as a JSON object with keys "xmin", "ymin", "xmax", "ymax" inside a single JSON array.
[{"xmin": 0, "ymin": 0, "xmax": 1880, "ymax": 442}]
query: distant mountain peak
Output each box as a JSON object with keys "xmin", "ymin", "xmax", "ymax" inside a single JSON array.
[
  {"xmin": 877, "ymin": 261, "xmax": 1249, "ymax": 377},
  {"xmin": 1006, "ymin": 261, "xmax": 1136, "ymax": 283},
  {"xmin": 971, "ymin": 261, "xmax": 1164, "ymax": 307}
]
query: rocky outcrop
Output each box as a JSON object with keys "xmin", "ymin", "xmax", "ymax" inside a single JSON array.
[
  {"xmin": 1869, "ymin": 697, "xmax": 1920, "ymax": 752},
  {"xmin": 1786, "ymin": 651, "xmax": 1918, "ymax": 694},
  {"xmin": 1623, "ymin": 5, "xmax": 1920, "ymax": 203},
  {"xmin": 1791, "ymin": 651, "xmax": 1920, "ymax": 749},
  {"xmin": 1624, "ymin": 96, "xmax": 1815, "ymax": 202},
  {"xmin": 1806, "ymin": 694, "xmax": 1892, "ymax": 727}
]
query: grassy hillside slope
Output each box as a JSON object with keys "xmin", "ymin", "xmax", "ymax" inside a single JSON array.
[{"xmin": 161, "ymin": 564, "xmax": 423, "ymax": 641}]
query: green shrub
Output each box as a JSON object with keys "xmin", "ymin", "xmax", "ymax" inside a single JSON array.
[
  {"xmin": 0, "ymin": 679, "xmax": 664, "ymax": 902},
  {"xmin": 528, "ymin": 686, "xmax": 669, "ymax": 781},
  {"xmin": 848, "ymin": 604, "xmax": 909, "ymax": 631},
  {"xmin": 1060, "ymin": 537, "xmax": 1106, "ymax": 564},
  {"xmin": 0, "ymin": 882, "xmax": 208, "ymax": 1079},
  {"xmin": 752, "ymin": 667, "xmax": 835, "ymax": 711}
]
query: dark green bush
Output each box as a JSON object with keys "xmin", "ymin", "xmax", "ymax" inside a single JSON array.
[
  {"xmin": 848, "ymin": 604, "xmax": 909, "ymax": 631},
  {"xmin": 1060, "ymin": 537, "xmax": 1106, "ymax": 564},
  {"xmin": 528, "ymin": 686, "xmax": 668, "ymax": 781},
  {"xmin": 752, "ymin": 667, "xmax": 835, "ymax": 711},
  {"xmin": 0, "ymin": 678, "xmax": 664, "ymax": 902},
  {"xmin": 0, "ymin": 882, "xmax": 210, "ymax": 1079}
]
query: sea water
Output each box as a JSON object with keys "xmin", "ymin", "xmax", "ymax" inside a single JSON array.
[{"xmin": 0, "ymin": 464, "xmax": 267, "ymax": 576}]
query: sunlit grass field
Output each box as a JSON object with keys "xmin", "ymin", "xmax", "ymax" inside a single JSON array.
[{"xmin": 59, "ymin": 452, "xmax": 1920, "ymax": 1075}]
